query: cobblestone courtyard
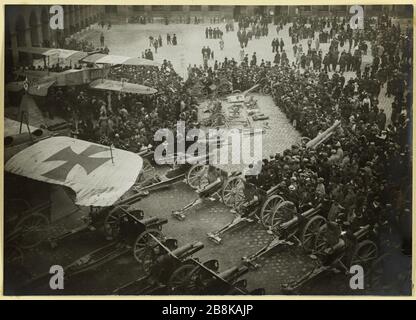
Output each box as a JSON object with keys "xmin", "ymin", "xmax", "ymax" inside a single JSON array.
[{"xmin": 6, "ymin": 20, "xmax": 409, "ymax": 296}]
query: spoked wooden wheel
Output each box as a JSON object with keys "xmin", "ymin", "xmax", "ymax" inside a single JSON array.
[
  {"xmin": 5, "ymin": 244, "xmax": 24, "ymax": 265},
  {"xmin": 351, "ymin": 240, "xmax": 378, "ymax": 268},
  {"xmin": 260, "ymin": 195, "xmax": 285, "ymax": 228},
  {"xmin": 186, "ymin": 164, "xmax": 209, "ymax": 190},
  {"xmin": 103, "ymin": 208, "xmax": 124, "ymax": 239},
  {"xmin": 137, "ymin": 247, "xmax": 158, "ymax": 274},
  {"xmin": 133, "ymin": 229, "xmax": 165, "ymax": 265},
  {"xmin": 301, "ymin": 215, "xmax": 327, "ymax": 253},
  {"xmin": 222, "ymin": 176, "xmax": 246, "ymax": 209},
  {"xmin": 181, "ymin": 263, "xmax": 218, "ymax": 294},
  {"xmin": 14, "ymin": 213, "xmax": 49, "ymax": 249},
  {"xmin": 5, "ymin": 198, "xmax": 31, "ymax": 230},
  {"xmin": 312, "ymin": 226, "xmax": 330, "ymax": 256},
  {"xmin": 262, "ymin": 85, "xmax": 271, "ymax": 95},
  {"xmin": 167, "ymin": 263, "xmax": 197, "ymax": 294},
  {"xmin": 268, "ymin": 200, "xmax": 298, "ymax": 231}
]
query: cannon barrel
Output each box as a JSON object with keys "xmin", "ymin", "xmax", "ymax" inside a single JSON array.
[
  {"xmin": 171, "ymin": 241, "xmax": 204, "ymax": 260},
  {"xmin": 217, "ymin": 265, "xmax": 249, "ymax": 282},
  {"xmin": 279, "ymin": 204, "xmax": 322, "ymax": 230},
  {"xmin": 306, "ymin": 120, "xmax": 341, "ymax": 149},
  {"xmin": 140, "ymin": 216, "xmax": 166, "ymax": 226},
  {"xmin": 353, "ymin": 225, "xmax": 371, "ymax": 241},
  {"xmin": 114, "ymin": 192, "xmax": 146, "ymax": 207}
]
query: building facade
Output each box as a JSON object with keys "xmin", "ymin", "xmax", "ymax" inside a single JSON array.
[
  {"xmin": 5, "ymin": 5, "xmax": 411, "ymax": 68},
  {"xmin": 107, "ymin": 5, "xmax": 412, "ymax": 20},
  {"xmin": 5, "ymin": 5, "xmax": 105, "ymax": 67}
]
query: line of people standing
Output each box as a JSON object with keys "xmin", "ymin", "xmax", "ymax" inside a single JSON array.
[{"xmin": 205, "ymin": 27, "xmax": 223, "ymax": 39}]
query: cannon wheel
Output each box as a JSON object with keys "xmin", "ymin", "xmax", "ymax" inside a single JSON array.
[
  {"xmin": 133, "ymin": 229, "xmax": 166, "ymax": 265},
  {"xmin": 179, "ymin": 262, "xmax": 219, "ymax": 294},
  {"xmin": 260, "ymin": 195, "xmax": 285, "ymax": 228},
  {"xmin": 222, "ymin": 176, "xmax": 246, "ymax": 209},
  {"xmin": 301, "ymin": 215, "xmax": 327, "ymax": 253},
  {"xmin": 5, "ymin": 198, "xmax": 31, "ymax": 228},
  {"xmin": 262, "ymin": 85, "xmax": 271, "ymax": 95},
  {"xmin": 350, "ymin": 240, "xmax": 378, "ymax": 268},
  {"xmin": 268, "ymin": 200, "xmax": 299, "ymax": 232},
  {"xmin": 5, "ymin": 244, "xmax": 24, "ymax": 265},
  {"xmin": 14, "ymin": 213, "xmax": 49, "ymax": 249},
  {"xmin": 167, "ymin": 263, "xmax": 197, "ymax": 293},
  {"xmin": 186, "ymin": 164, "xmax": 209, "ymax": 190},
  {"xmin": 103, "ymin": 208, "xmax": 124, "ymax": 239}
]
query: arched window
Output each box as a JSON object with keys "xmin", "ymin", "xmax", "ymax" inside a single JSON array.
[
  {"xmin": 15, "ymin": 14, "xmax": 26, "ymax": 47},
  {"xmin": 41, "ymin": 8, "xmax": 49, "ymax": 46},
  {"xmin": 29, "ymin": 10, "xmax": 39, "ymax": 46}
]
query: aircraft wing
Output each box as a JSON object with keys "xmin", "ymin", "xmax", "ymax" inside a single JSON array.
[
  {"xmin": 18, "ymin": 47, "xmax": 89, "ymax": 60},
  {"xmin": 6, "ymin": 81, "xmax": 24, "ymax": 92},
  {"xmin": 27, "ymin": 79, "xmax": 57, "ymax": 96},
  {"xmin": 81, "ymin": 53, "xmax": 160, "ymax": 67},
  {"xmin": 5, "ymin": 136, "xmax": 143, "ymax": 207},
  {"xmin": 4, "ymin": 118, "xmax": 40, "ymax": 137},
  {"xmin": 89, "ymin": 79, "xmax": 157, "ymax": 95}
]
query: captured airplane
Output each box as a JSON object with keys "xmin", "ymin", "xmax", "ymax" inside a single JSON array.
[{"xmin": 6, "ymin": 46, "xmax": 159, "ymax": 96}]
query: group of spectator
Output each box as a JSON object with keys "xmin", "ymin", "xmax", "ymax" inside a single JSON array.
[{"xmin": 184, "ymin": 13, "xmax": 412, "ymax": 256}]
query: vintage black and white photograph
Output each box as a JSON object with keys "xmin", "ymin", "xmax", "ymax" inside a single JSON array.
[{"xmin": 3, "ymin": 3, "xmax": 413, "ymax": 296}]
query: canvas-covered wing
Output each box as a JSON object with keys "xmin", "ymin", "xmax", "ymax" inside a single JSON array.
[
  {"xmin": 81, "ymin": 53, "xmax": 160, "ymax": 67},
  {"xmin": 89, "ymin": 79, "xmax": 157, "ymax": 94},
  {"xmin": 6, "ymin": 81, "xmax": 24, "ymax": 92},
  {"xmin": 18, "ymin": 47, "xmax": 89, "ymax": 60},
  {"xmin": 5, "ymin": 136, "xmax": 143, "ymax": 207},
  {"xmin": 27, "ymin": 79, "xmax": 56, "ymax": 96},
  {"xmin": 4, "ymin": 118, "xmax": 40, "ymax": 137}
]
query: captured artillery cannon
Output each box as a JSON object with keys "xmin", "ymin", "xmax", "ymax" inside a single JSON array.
[
  {"xmin": 297, "ymin": 120, "xmax": 341, "ymax": 150},
  {"xmin": 4, "ymin": 199, "xmax": 51, "ymax": 267},
  {"xmin": 242, "ymin": 203, "xmax": 326, "ymax": 269},
  {"xmin": 22, "ymin": 209, "xmax": 168, "ymax": 290},
  {"xmin": 169, "ymin": 262, "xmax": 265, "ymax": 295},
  {"xmin": 114, "ymin": 232, "xmax": 265, "ymax": 295},
  {"xmin": 207, "ymin": 181, "xmax": 285, "ymax": 244},
  {"xmin": 47, "ymin": 188, "xmax": 149, "ymax": 248},
  {"xmin": 172, "ymin": 165, "xmax": 239, "ymax": 221},
  {"xmin": 226, "ymin": 84, "xmax": 261, "ymax": 104},
  {"xmin": 133, "ymin": 143, "xmax": 224, "ymax": 194},
  {"xmin": 281, "ymin": 223, "xmax": 379, "ymax": 294},
  {"xmin": 114, "ymin": 239, "xmax": 204, "ymax": 295}
]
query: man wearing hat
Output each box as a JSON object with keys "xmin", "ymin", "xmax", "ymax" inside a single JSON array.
[{"xmin": 315, "ymin": 177, "xmax": 326, "ymax": 201}]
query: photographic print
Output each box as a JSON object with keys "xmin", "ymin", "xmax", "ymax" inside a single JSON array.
[{"xmin": 3, "ymin": 3, "xmax": 413, "ymax": 296}]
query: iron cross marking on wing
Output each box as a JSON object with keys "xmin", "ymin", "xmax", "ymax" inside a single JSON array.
[{"xmin": 42, "ymin": 145, "xmax": 111, "ymax": 182}]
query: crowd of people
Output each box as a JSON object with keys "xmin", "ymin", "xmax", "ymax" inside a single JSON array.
[
  {"xmin": 45, "ymin": 60, "xmax": 199, "ymax": 153},
  {"xmin": 17, "ymin": 11, "xmax": 412, "ymax": 257},
  {"xmin": 205, "ymin": 27, "xmax": 223, "ymax": 39},
  {"xmin": 184, "ymin": 13, "xmax": 412, "ymax": 255},
  {"xmin": 128, "ymin": 15, "xmax": 226, "ymax": 25}
]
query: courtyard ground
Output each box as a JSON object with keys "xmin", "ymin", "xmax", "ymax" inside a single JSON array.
[{"xmin": 5, "ymin": 20, "xmax": 409, "ymax": 296}]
